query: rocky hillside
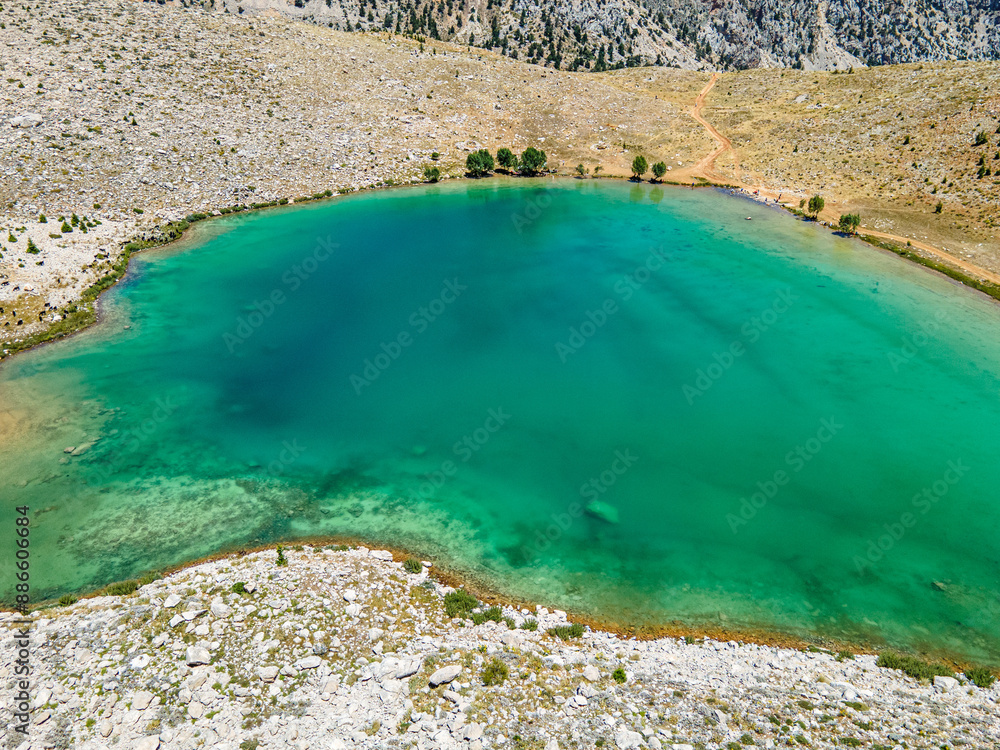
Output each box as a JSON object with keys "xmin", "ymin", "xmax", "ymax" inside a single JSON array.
[
  {"xmin": 156, "ymin": 0, "xmax": 1000, "ymax": 71},
  {"xmin": 4, "ymin": 545, "xmax": 999, "ymax": 749}
]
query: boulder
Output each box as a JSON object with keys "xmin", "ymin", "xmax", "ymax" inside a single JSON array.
[
  {"xmin": 615, "ymin": 729, "xmax": 643, "ymax": 749},
  {"xmin": 258, "ymin": 666, "xmax": 279, "ymax": 682},
  {"xmin": 162, "ymin": 594, "xmax": 182, "ymax": 608},
  {"xmin": 429, "ymin": 664, "xmax": 461, "ymax": 687},
  {"xmin": 583, "ymin": 665, "xmax": 600, "ymax": 682},
  {"xmin": 934, "ymin": 675, "xmax": 959, "ymax": 692},
  {"xmin": 9, "ymin": 113, "xmax": 43, "ymax": 128},
  {"xmin": 295, "ymin": 655, "xmax": 322, "ymax": 670},
  {"xmin": 185, "ymin": 646, "xmax": 210, "ymax": 666},
  {"xmin": 210, "ymin": 599, "xmax": 231, "ymax": 618},
  {"xmin": 132, "ymin": 691, "xmax": 154, "ymax": 710}
]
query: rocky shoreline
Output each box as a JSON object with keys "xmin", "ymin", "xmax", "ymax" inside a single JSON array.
[{"xmin": 3, "ymin": 546, "xmax": 998, "ymax": 750}]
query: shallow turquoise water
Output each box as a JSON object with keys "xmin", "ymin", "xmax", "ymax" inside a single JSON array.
[{"xmin": 3, "ymin": 179, "xmax": 999, "ymax": 663}]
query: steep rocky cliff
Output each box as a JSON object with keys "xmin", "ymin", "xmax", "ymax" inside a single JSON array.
[{"xmin": 150, "ymin": 0, "xmax": 1000, "ymax": 71}]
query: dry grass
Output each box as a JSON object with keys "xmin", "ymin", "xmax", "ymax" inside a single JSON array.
[{"xmin": 700, "ymin": 62, "xmax": 1000, "ymax": 271}]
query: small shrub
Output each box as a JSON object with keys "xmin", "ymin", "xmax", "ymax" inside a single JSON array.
[
  {"xmin": 132, "ymin": 207, "xmax": 144, "ymax": 214},
  {"xmin": 876, "ymin": 652, "xmax": 953, "ymax": 680},
  {"xmin": 547, "ymin": 622, "xmax": 584, "ymax": 640},
  {"xmin": 137, "ymin": 570, "xmax": 160, "ymax": 586},
  {"xmin": 482, "ymin": 657, "xmax": 508, "ymax": 686},
  {"xmin": 504, "ymin": 617, "xmax": 516, "ymax": 629},
  {"xmin": 965, "ymin": 666, "xmax": 996, "ymax": 688},
  {"xmin": 444, "ymin": 589, "xmax": 477, "ymax": 619},
  {"xmin": 61, "ymin": 221, "xmax": 72, "ymax": 233},
  {"xmin": 423, "ymin": 166, "xmax": 441, "ymax": 183},
  {"xmin": 403, "ymin": 558, "xmax": 423, "ymax": 574},
  {"xmin": 739, "ymin": 733, "xmax": 755, "ymax": 745},
  {"xmin": 934, "ymin": 201, "xmax": 943, "ymax": 213},
  {"xmin": 839, "ymin": 739, "xmax": 862, "ymax": 747},
  {"xmin": 104, "ymin": 580, "xmax": 138, "ymax": 597},
  {"xmin": 58, "ymin": 594, "xmax": 77, "ymax": 607},
  {"xmin": 843, "ymin": 701, "xmax": 867, "ymax": 712},
  {"xmin": 232, "ymin": 581, "xmax": 247, "ymax": 594},
  {"xmin": 275, "ymin": 544, "xmax": 288, "ymax": 567},
  {"xmin": 974, "ymin": 130, "xmax": 989, "ymax": 146},
  {"xmin": 797, "ymin": 700, "xmax": 815, "ymax": 710},
  {"xmin": 239, "ymin": 740, "xmax": 259, "ymax": 750},
  {"xmin": 612, "ymin": 667, "xmax": 626, "ymax": 684},
  {"xmin": 26, "ymin": 239, "xmax": 40, "ymax": 254},
  {"xmin": 835, "ymin": 650, "xmax": 855, "ymax": 662},
  {"xmin": 38, "ymin": 214, "xmax": 47, "ymax": 223},
  {"xmin": 519, "ymin": 618, "xmax": 538, "ymax": 631}
]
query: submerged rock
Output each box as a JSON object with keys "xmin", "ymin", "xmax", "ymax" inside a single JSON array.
[{"xmin": 585, "ymin": 500, "xmax": 620, "ymax": 524}]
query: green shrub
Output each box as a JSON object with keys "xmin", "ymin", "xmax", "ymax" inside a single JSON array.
[
  {"xmin": 232, "ymin": 581, "xmax": 247, "ymax": 594},
  {"xmin": 423, "ymin": 166, "xmax": 441, "ymax": 183},
  {"xmin": 876, "ymin": 652, "xmax": 953, "ymax": 680},
  {"xmin": 472, "ymin": 605, "xmax": 504, "ymax": 625},
  {"xmin": 38, "ymin": 214, "xmax": 47, "ymax": 223},
  {"xmin": 547, "ymin": 622, "xmax": 584, "ymax": 640},
  {"xmin": 61, "ymin": 221, "xmax": 72, "ymax": 233},
  {"xmin": 974, "ymin": 130, "xmax": 989, "ymax": 146},
  {"xmin": 839, "ymin": 739, "xmax": 862, "ymax": 747},
  {"xmin": 444, "ymin": 589, "xmax": 477, "ymax": 619},
  {"xmin": 26, "ymin": 239, "xmax": 40, "ymax": 254},
  {"xmin": 58, "ymin": 594, "xmax": 77, "ymax": 607},
  {"xmin": 612, "ymin": 667, "xmax": 626, "ymax": 684},
  {"xmin": 965, "ymin": 666, "xmax": 996, "ymax": 688},
  {"xmin": 481, "ymin": 657, "xmax": 508, "ymax": 686},
  {"xmin": 104, "ymin": 580, "xmax": 138, "ymax": 597},
  {"xmin": 137, "ymin": 571, "xmax": 160, "ymax": 586},
  {"xmin": 835, "ymin": 651, "xmax": 855, "ymax": 662},
  {"xmin": 739, "ymin": 733, "xmax": 755, "ymax": 746},
  {"xmin": 403, "ymin": 558, "xmax": 423, "ymax": 574},
  {"xmin": 519, "ymin": 618, "xmax": 538, "ymax": 631},
  {"xmin": 843, "ymin": 701, "xmax": 867, "ymax": 712},
  {"xmin": 504, "ymin": 617, "xmax": 516, "ymax": 629},
  {"xmin": 239, "ymin": 740, "xmax": 259, "ymax": 750},
  {"xmin": 275, "ymin": 544, "xmax": 288, "ymax": 567},
  {"xmin": 133, "ymin": 207, "xmax": 143, "ymax": 214},
  {"xmin": 519, "ymin": 146, "xmax": 547, "ymax": 175}
]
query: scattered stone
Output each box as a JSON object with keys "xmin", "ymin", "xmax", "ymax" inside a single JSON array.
[
  {"xmin": 429, "ymin": 665, "xmax": 462, "ymax": 687},
  {"xmin": 185, "ymin": 646, "xmax": 210, "ymax": 666}
]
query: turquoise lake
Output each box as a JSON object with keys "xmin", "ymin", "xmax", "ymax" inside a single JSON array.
[{"xmin": 2, "ymin": 179, "xmax": 999, "ymax": 664}]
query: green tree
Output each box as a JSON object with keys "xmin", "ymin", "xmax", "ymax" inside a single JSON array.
[
  {"xmin": 26, "ymin": 238, "xmax": 40, "ymax": 254},
  {"xmin": 651, "ymin": 161, "xmax": 667, "ymax": 181},
  {"xmin": 631, "ymin": 155, "xmax": 648, "ymax": 180},
  {"xmin": 423, "ymin": 166, "xmax": 441, "ymax": 183},
  {"xmin": 807, "ymin": 194, "xmax": 825, "ymax": 218},
  {"xmin": 838, "ymin": 213, "xmax": 860, "ymax": 234},
  {"xmin": 575, "ymin": 163, "xmax": 588, "ymax": 177},
  {"xmin": 593, "ymin": 165, "xmax": 603, "ymax": 178},
  {"xmin": 465, "ymin": 148, "xmax": 494, "ymax": 177},
  {"xmin": 519, "ymin": 147, "xmax": 547, "ymax": 175},
  {"xmin": 496, "ymin": 147, "xmax": 517, "ymax": 172},
  {"xmin": 974, "ymin": 130, "xmax": 989, "ymax": 146}
]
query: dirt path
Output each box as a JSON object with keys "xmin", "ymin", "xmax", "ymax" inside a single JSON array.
[
  {"xmin": 687, "ymin": 73, "xmax": 732, "ymax": 180},
  {"xmin": 682, "ymin": 73, "xmax": 1000, "ymax": 287}
]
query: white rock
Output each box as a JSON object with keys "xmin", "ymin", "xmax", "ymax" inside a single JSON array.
[
  {"xmin": 258, "ymin": 666, "xmax": 280, "ymax": 682},
  {"xmin": 429, "ymin": 665, "xmax": 462, "ymax": 687},
  {"xmin": 934, "ymin": 675, "xmax": 959, "ymax": 692},
  {"xmin": 544, "ymin": 741, "xmax": 560, "ymax": 750},
  {"xmin": 185, "ymin": 646, "xmax": 210, "ymax": 666},
  {"xmin": 132, "ymin": 691, "xmax": 154, "ymax": 710},
  {"xmin": 616, "ymin": 729, "xmax": 643, "ymax": 749},
  {"xmin": 343, "ymin": 589, "xmax": 357, "ymax": 601},
  {"xmin": 464, "ymin": 723, "xmax": 484, "ymax": 741},
  {"xmin": 395, "ymin": 658, "xmax": 421, "ymax": 679},
  {"xmin": 135, "ymin": 736, "xmax": 160, "ymax": 750},
  {"xmin": 9, "ymin": 113, "xmax": 43, "ymax": 128},
  {"xmin": 168, "ymin": 614, "xmax": 184, "ymax": 628},
  {"xmin": 130, "ymin": 654, "xmax": 150, "ymax": 670},
  {"xmin": 583, "ymin": 665, "xmax": 600, "ymax": 682},
  {"xmin": 98, "ymin": 719, "xmax": 112, "ymax": 737},
  {"xmin": 296, "ymin": 655, "xmax": 322, "ymax": 670},
  {"xmin": 369, "ymin": 549, "xmax": 394, "ymax": 560},
  {"xmin": 210, "ymin": 599, "xmax": 231, "ymax": 618},
  {"xmin": 188, "ymin": 700, "xmax": 205, "ymax": 719},
  {"xmin": 163, "ymin": 594, "xmax": 182, "ymax": 608}
]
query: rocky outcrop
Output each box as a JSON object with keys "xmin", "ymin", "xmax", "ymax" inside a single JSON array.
[{"xmin": 152, "ymin": 0, "xmax": 1000, "ymax": 71}]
